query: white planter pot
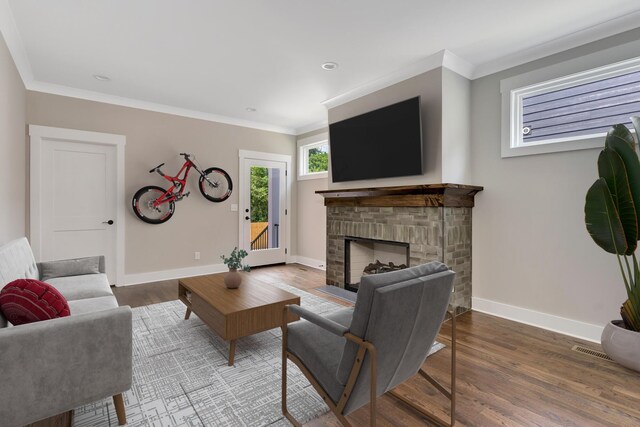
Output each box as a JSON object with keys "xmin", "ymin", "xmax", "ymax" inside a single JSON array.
[{"xmin": 601, "ymin": 320, "xmax": 640, "ymax": 372}]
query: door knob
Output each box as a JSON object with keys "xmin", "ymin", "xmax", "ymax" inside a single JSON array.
[
  {"xmin": 245, "ymin": 208, "xmax": 249, "ymax": 213},
  {"xmin": 245, "ymin": 216, "xmax": 250, "ymax": 220},
  {"xmin": 103, "ymin": 220, "xmax": 114, "ymax": 225}
]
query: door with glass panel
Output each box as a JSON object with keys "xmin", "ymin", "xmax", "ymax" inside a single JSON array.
[{"xmin": 240, "ymin": 158, "xmax": 287, "ymax": 266}]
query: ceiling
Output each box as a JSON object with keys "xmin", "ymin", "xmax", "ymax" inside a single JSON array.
[{"xmin": 4, "ymin": 0, "xmax": 640, "ymax": 134}]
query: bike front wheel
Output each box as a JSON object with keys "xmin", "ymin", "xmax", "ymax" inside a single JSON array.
[
  {"xmin": 199, "ymin": 167, "xmax": 233, "ymax": 202},
  {"xmin": 132, "ymin": 186, "xmax": 175, "ymax": 224}
]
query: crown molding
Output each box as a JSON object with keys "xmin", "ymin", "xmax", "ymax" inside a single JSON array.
[
  {"xmin": 317, "ymin": 14, "xmax": 640, "ymax": 111},
  {"xmin": 294, "ymin": 119, "xmax": 329, "ymax": 136},
  {"xmin": 0, "ymin": 0, "xmax": 33, "ymax": 84},
  {"xmin": 28, "ymin": 81, "xmax": 296, "ymax": 135},
  {"xmin": 4, "ymin": 0, "xmax": 640, "ymax": 133},
  {"xmin": 442, "ymin": 50, "xmax": 475, "ymax": 79},
  {"xmin": 1, "ymin": 0, "xmax": 296, "ymax": 135},
  {"xmin": 321, "ymin": 49, "xmax": 475, "ymax": 110},
  {"xmin": 472, "ymin": 10, "xmax": 640, "ymax": 79},
  {"xmin": 322, "ymin": 50, "xmax": 444, "ymax": 110}
]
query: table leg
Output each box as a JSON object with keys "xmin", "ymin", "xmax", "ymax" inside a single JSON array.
[
  {"xmin": 228, "ymin": 340, "xmax": 236, "ymax": 366},
  {"xmin": 184, "ymin": 308, "xmax": 191, "ymax": 320}
]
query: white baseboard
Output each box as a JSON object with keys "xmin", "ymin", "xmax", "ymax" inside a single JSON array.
[
  {"xmin": 472, "ymin": 297, "xmax": 604, "ymax": 344},
  {"xmin": 289, "ymin": 256, "xmax": 326, "ymax": 271},
  {"xmin": 121, "ymin": 263, "xmax": 228, "ymax": 286}
]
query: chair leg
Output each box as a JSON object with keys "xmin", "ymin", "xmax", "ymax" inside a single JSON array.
[
  {"xmin": 450, "ymin": 309, "xmax": 456, "ymax": 426},
  {"xmin": 388, "ymin": 309, "xmax": 457, "ymax": 427},
  {"xmin": 112, "ymin": 394, "xmax": 126, "ymax": 425},
  {"xmin": 287, "ymin": 350, "xmax": 354, "ymax": 427},
  {"xmin": 282, "ymin": 357, "xmax": 302, "ymax": 426},
  {"xmin": 281, "ymin": 309, "xmax": 302, "ymax": 427},
  {"xmin": 369, "ymin": 344, "xmax": 377, "ymax": 427}
]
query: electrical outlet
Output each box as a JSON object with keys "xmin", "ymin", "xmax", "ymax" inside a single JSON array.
[
  {"xmin": 231, "ymin": 204, "xmax": 238, "ymax": 212},
  {"xmin": 194, "ymin": 252, "xmax": 200, "ymax": 260}
]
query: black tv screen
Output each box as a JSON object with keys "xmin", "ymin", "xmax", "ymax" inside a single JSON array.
[{"xmin": 329, "ymin": 96, "xmax": 423, "ymax": 183}]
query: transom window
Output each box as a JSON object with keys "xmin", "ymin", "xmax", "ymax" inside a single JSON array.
[
  {"xmin": 297, "ymin": 133, "xmax": 328, "ymax": 180},
  {"xmin": 502, "ymin": 57, "xmax": 640, "ymax": 157}
]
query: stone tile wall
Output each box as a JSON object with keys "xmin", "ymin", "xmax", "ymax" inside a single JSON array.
[{"xmin": 326, "ymin": 205, "xmax": 473, "ymax": 310}]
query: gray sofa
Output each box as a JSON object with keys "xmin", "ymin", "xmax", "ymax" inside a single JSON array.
[{"xmin": 0, "ymin": 237, "xmax": 132, "ymax": 427}]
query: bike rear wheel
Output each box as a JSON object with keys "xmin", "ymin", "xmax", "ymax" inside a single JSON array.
[
  {"xmin": 132, "ymin": 186, "xmax": 175, "ymax": 224},
  {"xmin": 199, "ymin": 167, "xmax": 233, "ymax": 202}
]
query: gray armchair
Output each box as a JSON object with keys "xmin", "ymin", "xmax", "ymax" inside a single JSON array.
[{"xmin": 282, "ymin": 262, "xmax": 456, "ymax": 426}]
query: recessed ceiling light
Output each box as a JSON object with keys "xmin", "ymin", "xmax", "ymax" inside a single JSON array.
[
  {"xmin": 93, "ymin": 74, "xmax": 111, "ymax": 82},
  {"xmin": 246, "ymin": 107, "xmax": 256, "ymax": 112},
  {"xmin": 321, "ymin": 62, "xmax": 338, "ymax": 71}
]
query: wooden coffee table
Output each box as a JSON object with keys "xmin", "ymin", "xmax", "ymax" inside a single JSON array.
[{"xmin": 178, "ymin": 272, "xmax": 300, "ymax": 366}]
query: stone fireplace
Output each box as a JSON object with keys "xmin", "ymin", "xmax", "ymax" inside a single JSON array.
[{"xmin": 317, "ymin": 184, "xmax": 483, "ymax": 311}]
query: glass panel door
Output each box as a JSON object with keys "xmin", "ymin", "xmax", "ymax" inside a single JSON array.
[{"xmin": 241, "ymin": 158, "xmax": 286, "ymax": 266}]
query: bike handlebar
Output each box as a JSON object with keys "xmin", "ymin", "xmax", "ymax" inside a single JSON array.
[{"xmin": 180, "ymin": 153, "xmax": 191, "ymax": 159}]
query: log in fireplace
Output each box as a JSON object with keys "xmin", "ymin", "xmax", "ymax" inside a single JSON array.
[{"xmin": 344, "ymin": 236, "xmax": 409, "ymax": 292}]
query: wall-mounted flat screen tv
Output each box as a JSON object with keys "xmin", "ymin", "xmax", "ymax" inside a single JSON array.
[{"xmin": 329, "ymin": 96, "xmax": 423, "ymax": 183}]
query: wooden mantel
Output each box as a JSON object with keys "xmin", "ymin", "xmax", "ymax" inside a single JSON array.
[{"xmin": 316, "ymin": 183, "xmax": 483, "ymax": 208}]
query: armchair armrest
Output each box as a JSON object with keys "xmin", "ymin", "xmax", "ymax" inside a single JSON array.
[
  {"xmin": 287, "ymin": 304, "xmax": 349, "ymax": 336},
  {"xmin": 0, "ymin": 306, "xmax": 132, "ymax": 426},
  {"xmin": 38, "ymin": 255, "xmax": 106, "ymax": 280}
]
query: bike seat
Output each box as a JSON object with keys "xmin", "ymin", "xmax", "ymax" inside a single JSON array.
[{"xmin": 149, "ymin": 163, "xmax": 165, "ymax": 173}]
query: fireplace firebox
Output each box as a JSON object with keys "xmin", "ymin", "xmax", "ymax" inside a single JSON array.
[{"xmin": 344, "ymin": 236, "xmax": 410, "ymax": 292}]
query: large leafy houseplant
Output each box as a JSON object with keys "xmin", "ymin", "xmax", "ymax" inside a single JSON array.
[{"xmin": 585, "ymin": 117, "xmax": 640, "ymax": 332}]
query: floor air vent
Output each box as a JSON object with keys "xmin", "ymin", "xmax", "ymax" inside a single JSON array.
[{"xmin": 571, "ymin": 345, "xmax": 612, "ymax": 361}]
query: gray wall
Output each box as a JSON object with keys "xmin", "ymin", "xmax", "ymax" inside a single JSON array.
[
  {"xmin": 0, "ymin": 33, "xmax": 26, "ymax": 244},
  {"xmin": 27, "ymin": 91, "xmax": 296, "ymax": 277},
  {"xmin": 471, "ymin": 27, "xmax": 640, "ymax": 332},
  {"xmin": 296, "ymin": 128, "xmax": 328, "ymax": 265},
  {"xmin": 442, "ymin": 68, "xmax": 471, "ymax": 183},
  {"xmin": 328, "ymin": 67, "xmax": 443, "ymax": 189}
]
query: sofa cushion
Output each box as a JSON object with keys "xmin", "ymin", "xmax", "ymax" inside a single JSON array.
[
  {"xmin": 287, "ymin": 307, "xmax": 353, "ymax": 404},
  {"xmin": 47, "ymin": 274, "xmax": 113, "ymax": 301},
  {"xmin": 0, "ymin": 279, "xmax": 71, "ymax": 325},
  {"xmin": 68, "ymin": 296, "xmax": 118, "ymax": 316},
  {"xmin": 0, "ymin": 238, "xmax": 39, "ymax": 288},
  {"xmin": 40, "ymin": 257, "xmax": 101, "ymax": 281}
]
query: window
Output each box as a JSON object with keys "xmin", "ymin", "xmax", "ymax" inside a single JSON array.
[
  {"xmin": 297, "ymin": 133, "xmax": 329, "ymax": 180},
  {"xmin": 501, "ymin": 57, "xmax": 640, "ymax": 157}
]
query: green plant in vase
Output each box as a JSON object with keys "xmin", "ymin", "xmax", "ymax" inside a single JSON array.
[
  {"xmin": 585, "ymin": 117, "xmax": 640, "ymax": 371},
  {"xmin": 220, "ymin": 247, "xmax": 250, "ymax": 289},
  {"xmin": 221, "ymin": 247, "xmax": 251, "ymax": 272}
]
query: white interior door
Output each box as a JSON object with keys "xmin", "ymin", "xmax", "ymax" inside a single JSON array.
[
  {"xmin": 240, "ymin": 157, "xmax": 288, "ymax": 266},
  {"xmin": 30, "ymin": 126, "xmax": 125, "ymax": 284}
]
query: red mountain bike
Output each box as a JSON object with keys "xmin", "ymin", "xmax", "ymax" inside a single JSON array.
[{"xmin": 132, "ymin": 153, "xmax": 232, "ymax": 224}]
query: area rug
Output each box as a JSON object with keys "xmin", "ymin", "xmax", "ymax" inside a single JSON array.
[
  {"xmin": 73, "ymin": 283, "xmax": 443, "ymax": 427},
  {"xmin": 314, "ymin": 285, "xmax": 357, "ymax": 304}
]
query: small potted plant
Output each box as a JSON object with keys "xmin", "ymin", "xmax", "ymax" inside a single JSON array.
[
  {"xmin": 221, "ymin": 247, "xmax": 250, "ymax": 289},
  {"xmin": 585, "ymin": 117, "xmax": 640, "ymax": 371}
]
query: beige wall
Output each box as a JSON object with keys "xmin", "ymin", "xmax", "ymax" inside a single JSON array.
[
  {"xmin": 296, "ymin": 128, "xmax": 328, "ymax": 266},
  {"xmin": 27, "ymin": 92, "xmax": 296, "ymax": 278},
  {"xmin": 327, "ymin": 67, "xmax": 443, "ymax": 189},
  {"xmin": 0, "ymin": 33, "xmax": 26, "ymax": 244},
  {"xmin": 471, "ymin": 27, "xmax": 640, "ymax": 334}
]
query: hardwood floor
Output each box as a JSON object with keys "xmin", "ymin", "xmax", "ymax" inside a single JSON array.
[{"xmin": 113, "ymin": 264, "xmax": 640, "ymax": 426}]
